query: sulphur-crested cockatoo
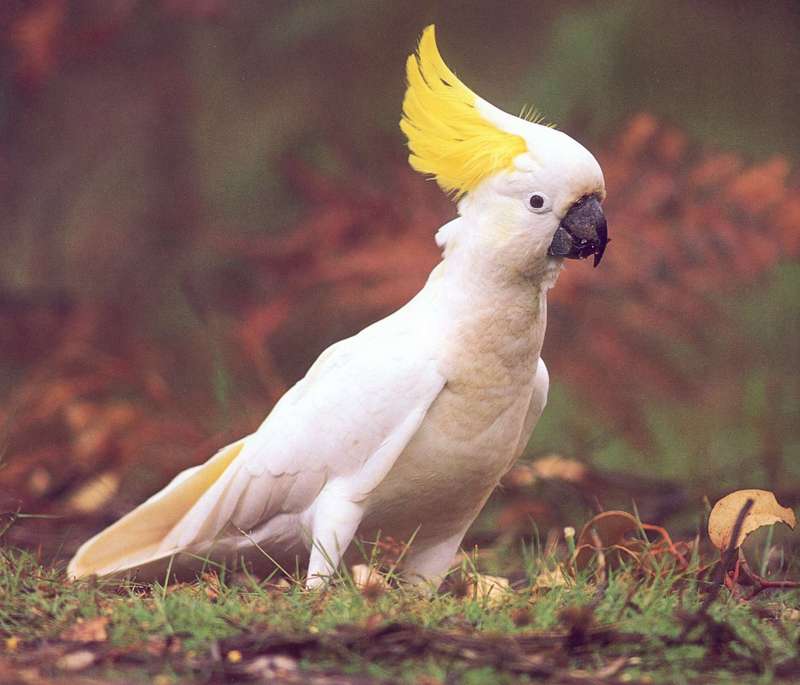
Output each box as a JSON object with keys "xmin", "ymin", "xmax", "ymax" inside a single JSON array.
[{"xmin": 68, "ymin": 25, "xmax": 608, "ymax": 587}]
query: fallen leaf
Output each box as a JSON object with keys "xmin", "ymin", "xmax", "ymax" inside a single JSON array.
[
  {"xmin": 503, "ymin": 455, "xmax": 587, "ymax": 488},
  {"xmin": 532, "ymin": 565, "xmax": 569, "ymax": 591},
  {"xmin": 60, "ymin": 616, "xmax": 108, "ymax": 643},
  {"xmin": 577, "ymin": 511, "xmax": 640, "ymax": 548},
  {"xmin": 56, "ymin": 649, "xmax": 96, "ymax": 671},
  {"xmin": 241, "ymin": 654, "xmax": 298, "ymax": 679},
  {"xmin": 466, "ymin": 574, "xmax": 511, "ymax": 605},
  {"xmin": 708, "ymin": 489, "xmax": 797, "ymax": 551},
  {"xmin": 351, "ymin": 564, "xmax": 389, "ymax": 594},
  {"xmin": 573, "ymin": 511, "xmax": 640, "ymax": 572},
  {"xmin": 67, "ymin": 471, "xmax": 120, "ymax": 514},
  {"xmin": 530, "ymin": 455, "xmax": 588, "ymax": 482}
]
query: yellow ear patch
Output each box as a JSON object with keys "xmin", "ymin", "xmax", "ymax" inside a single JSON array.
[{"xmin": 400, "ymin": 25, "xmax": 527, "ymax": 200}]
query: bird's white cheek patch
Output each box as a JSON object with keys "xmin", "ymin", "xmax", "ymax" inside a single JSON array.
[{"xmin": 485, "ymin": 217, "xmax": 516, "ymax": 247}]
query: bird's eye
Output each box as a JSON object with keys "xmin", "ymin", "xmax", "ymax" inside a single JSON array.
[{"xmin": 526, "ymin": 192, "xmax": 551, "ymax": 214}]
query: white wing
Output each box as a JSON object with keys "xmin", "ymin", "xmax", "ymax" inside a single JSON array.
[
  {"xmin": 509, "ymin": 358, "xmax": 549, "ymax": 466},
  {"xmin": 68, "ymin": 286, "xmax": 445, "ymax": 577}
]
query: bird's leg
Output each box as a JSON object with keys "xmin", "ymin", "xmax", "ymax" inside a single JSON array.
[
  {"xmin": 400, "ymin": 526, "xmax": 469, "ymax": 591},
  {"xmin": 305, "ymin": 491, "xmax": 363, "ymax": 589}
]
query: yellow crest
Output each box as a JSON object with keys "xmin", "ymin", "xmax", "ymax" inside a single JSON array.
[{"xmin": 400, "ymin": 25, "xmax": 527, "ymax": 200}]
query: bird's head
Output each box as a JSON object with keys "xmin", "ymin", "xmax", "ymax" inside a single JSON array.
[{"xmin": 401, "ymin": 26, "xmax": 608, "ymax": 275}]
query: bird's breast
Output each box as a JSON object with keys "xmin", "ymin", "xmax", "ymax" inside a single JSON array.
[
  {"xmin": 361, "ymin": 342, "xmax": 541, "ymax": 543},
  {"xmin": 360, "ymin": 276, "xmax": 549, "ymax": 543}
]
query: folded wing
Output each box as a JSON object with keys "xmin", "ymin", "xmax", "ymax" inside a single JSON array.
[{"xmin": 68, "ymin": 295, "xmax": 444, "ymax": 579}]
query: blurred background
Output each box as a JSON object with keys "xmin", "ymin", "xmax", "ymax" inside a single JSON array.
[{"xmin": 1, "ymin": 0, "xmax": 798, "ymax": 567}]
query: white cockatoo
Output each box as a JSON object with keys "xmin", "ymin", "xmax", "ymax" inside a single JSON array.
[{"xmin": 68, "ymin": 26, "xmax": 608, "ymax": 587}]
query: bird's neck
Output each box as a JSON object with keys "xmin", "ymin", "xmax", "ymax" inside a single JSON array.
[{"xmin": 432, "ymin": 237, "xmax": 557, "ymax": 370}]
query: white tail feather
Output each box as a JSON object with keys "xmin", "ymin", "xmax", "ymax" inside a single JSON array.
[{"xmin": 67, "ymin": 440, "xmax": 245, "ymax": 579}]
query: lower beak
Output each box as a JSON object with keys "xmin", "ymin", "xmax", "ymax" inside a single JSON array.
[{"xmin": 547, "ymin": 195, "xmax": 609, "ymax": 267}]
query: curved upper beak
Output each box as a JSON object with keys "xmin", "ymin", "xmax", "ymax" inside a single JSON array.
[{"xmin": 547, "ymin": 195, "xmax": 609, "ymax": 267}]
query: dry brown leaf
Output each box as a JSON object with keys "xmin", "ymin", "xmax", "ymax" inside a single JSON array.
[
  {"xmin": 466, "ymin": 574, "xmax": 511, "ymax": 606},
  {"xmin": 532, "ymin": 565, "xmax": 570, "ymax": 592},
  {"xmin": 66, "ymin": 471, "xmax": 121, "ymax": 514},
  {"xmin": 530, "ymin": 455, "xmax": 588, "ymax": 482},
  {"xmin": 708, "ymin": 489, "xmax": 797, "ymax": 551},
  {"xmin": 241, "ymin": 654, "xmax": 299, "ymax": 679},
  {"xmin": 60, "ymin": 616, "xmax": 108, "ymax": 643},
  {"xmin": 56, "ymin": 649, "xmax": 96, "ymax": 671},
  {"xmin": 503, "ymin": 455, "xmax": 587, "ymax": 488},
  {"xmin": 577, "ymin": 511, "xmax": 640, "ymax": 548},
  {"xmin": 350, "ymin": 564, "xmax": 389, "ymax": 591},
  {"xmin": 573, "ymin": 511, "xmax": 640, "ymax": 572}
]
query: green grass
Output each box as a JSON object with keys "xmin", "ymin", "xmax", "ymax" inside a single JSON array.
[{"xmin": 1, "ymin": 547, "xmax": 799, "ymax": 684}]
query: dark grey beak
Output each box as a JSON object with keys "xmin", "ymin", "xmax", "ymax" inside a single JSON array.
[{"xmin": 547, "ymin": 195, "xmax": 609, "ymax": 267}]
